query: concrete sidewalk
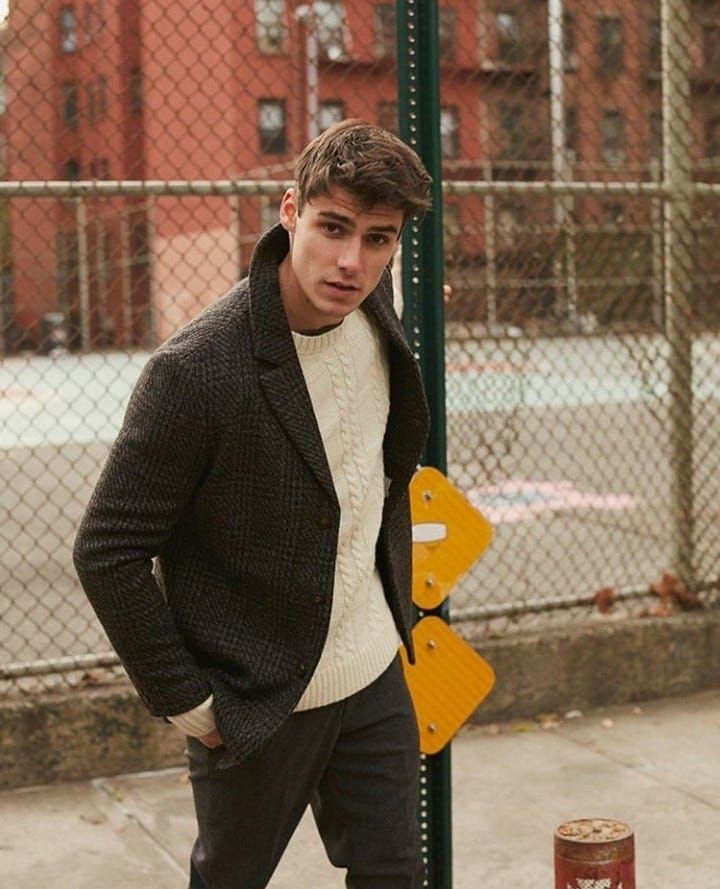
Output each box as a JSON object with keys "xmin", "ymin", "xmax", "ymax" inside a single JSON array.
[{"xmin": 3, "ymin": 689, "xmax": 719, "ymax": 888}]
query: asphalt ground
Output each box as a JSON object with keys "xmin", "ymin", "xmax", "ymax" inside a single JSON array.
[
  {"xmin": 1, "ymin": 335, "xmax": 718, "ymax": 673},
  {"xmin": 2, "ymin": 689, "xmax": 720, "ymax": 888}
]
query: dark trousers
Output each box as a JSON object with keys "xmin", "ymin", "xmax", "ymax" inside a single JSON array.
[{"xmin": 186, "ymin": 656, "xmax": 425, "ymax": 889}]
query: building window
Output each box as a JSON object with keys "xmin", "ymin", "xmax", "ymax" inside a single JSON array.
[
  {"xmin": 257, "ymin": 99, "xmax": 287, "ymax": 154},
  {"xmin": 496, "ymin": 200, "xmax": 521, "ymax": 251},
  {"xmin": 598, "ymin": 17, "xmax": 623, "ymax": 75},
  {"xmin": 648, "ymin": 18, "xmax": 661, "ymax": 73},
  {"xmin": 315, "ymin": 1, "xmax": 348, "ymax": 62},
  {"xmin": 499, "ymin": 102, "xmax": 524, "ymax": 159},
  {"xmin": 62, "ymin": 82, "xmax": 79, "ymax": 128},
  {"xmin": 565, "ymin": 106, "xmax": 578, "ymax": 163},
  {"xmin": 707, "ymin": 117, "xmax": 720, "ymax": 158},
  {"xmin": 374, "ymin": 3, "xmax": 396, "ymax": 59},
  {"xmin": 131, "ymin": 220, "xmax": 150, "ymax": 265},
  {"xmin": 601, "ymin": 110, "xmax": 625, "ymax": 166},
  {"xmin": 703, "ymin": 25, "xmax": 720, "ymax": 77},
  {"xmin": 438, "ymin": 8, "xmax": 457, "ymax": 62},
  {"xmin": 378, "ymin": 100, "xmax": 399, "ymax": 135},
  {"xmin": 496, "ymin": 11, "xmax": 522, "ymax": 64},
  {"xmin": 563, "ymin": 12, "xmax": 576, "ymax": 57},
  {"xmin": 64, "ymin": 159, "xmax": 80, "ymax": 180},
  {"xmin": 601, "ymin": 201, "xmax": 625, "ymax": 225},
  {"xmin": 650, "ymin": 111, "xmax": 663, "ymax": 161},
  {"xmin": 130, "ymin": 67, "xmax": 143, "ymax": 112},
  {"xmin": 318, "ymin": 101, "xmax": 345, "ymax": 133},
  {"xmin": 60, "ymin": 6, "xmax": 77, "ymax": 53},
  {"xmin": 440, "ymin": 106, "xmax": 459, "ymax": 159},
  {"xmin": 255, "ymin": 0, "xmax": 286, "ymax": 54}
]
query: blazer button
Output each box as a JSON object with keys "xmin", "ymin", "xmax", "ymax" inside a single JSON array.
[
  {"xmin": 312, "ymin": 594, "xmax": 322, "ymax": 604},
  {"xmin": 296, "ymin": 663, "xmax": 308, "ymax": 676},
  {"xmin": 318, "ymin": 516, "xmax": 331, "ymax": 528}
]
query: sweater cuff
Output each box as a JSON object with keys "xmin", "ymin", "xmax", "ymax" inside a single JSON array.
[{"xmin": 167, "ymin": 694, "xmax": 216, "ymax": 737}]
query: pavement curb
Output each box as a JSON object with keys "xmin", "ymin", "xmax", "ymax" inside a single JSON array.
[{"xmin": 3, "ymin": 610, "xmax": 720, "ymax": 790}]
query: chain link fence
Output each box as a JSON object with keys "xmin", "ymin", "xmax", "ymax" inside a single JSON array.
[{"xmin": 1, "ymin": 0, "xmax": 719, "ymax": 695}]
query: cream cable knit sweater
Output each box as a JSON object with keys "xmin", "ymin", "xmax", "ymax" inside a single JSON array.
[{"xmin": 170, "ymin": 306, "xmax": 399, "ymax": 736}]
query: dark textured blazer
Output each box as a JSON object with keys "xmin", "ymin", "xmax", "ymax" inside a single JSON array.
[{"xmin": 73, "ymin": 224, "xmax": 430, "ymax": 760}]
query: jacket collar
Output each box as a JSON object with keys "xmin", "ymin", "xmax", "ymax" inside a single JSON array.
[{"xmin": 247, "ymin": 224, "xmax": 429, "ymax": 497}]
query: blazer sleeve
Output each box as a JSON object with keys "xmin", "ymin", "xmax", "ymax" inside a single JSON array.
[{"xmin": 73, "ymin": 349, "xmax": 213, "ymax": 717}]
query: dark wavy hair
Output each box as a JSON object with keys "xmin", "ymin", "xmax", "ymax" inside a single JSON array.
[{"xmin": 294, "ymin": 118, "xmax": 433, "ymax": 224}]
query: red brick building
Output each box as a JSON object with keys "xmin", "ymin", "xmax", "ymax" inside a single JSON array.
[{"xmin": 4, "ymin": 0, "xmax": 720, "ymax": 350}]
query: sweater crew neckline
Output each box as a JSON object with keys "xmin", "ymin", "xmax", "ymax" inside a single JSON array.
[{"xmin": 291, "ymin": 318, "xmax": 347, "ymax": 354}]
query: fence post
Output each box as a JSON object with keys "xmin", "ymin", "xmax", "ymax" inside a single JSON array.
[
  {"xmin": 662, "ymin": 0, "xmax": 695, "ymax": 587},
  {"xmin": 397, "ymin": 1, "xmax": 450, "ymax": 886}
]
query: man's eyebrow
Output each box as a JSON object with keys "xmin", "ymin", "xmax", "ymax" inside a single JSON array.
[{"xmin": 317, "ymin": 210, "xmax": 400, "ymax": 235}]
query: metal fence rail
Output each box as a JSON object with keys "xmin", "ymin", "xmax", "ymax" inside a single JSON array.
[{"xmin": 2, "ymin": 0, "xmax": 720, "ymax": 695}]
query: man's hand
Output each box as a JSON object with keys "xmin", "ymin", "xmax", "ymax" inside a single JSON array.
[{"xmin": 197, "ymin": 728, "xmax": 224, "ymax": 749}]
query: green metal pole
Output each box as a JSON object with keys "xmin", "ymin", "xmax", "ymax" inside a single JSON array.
[{"xmin": 397, "ymin": 2, "xmax": 450, "ymax": 887}]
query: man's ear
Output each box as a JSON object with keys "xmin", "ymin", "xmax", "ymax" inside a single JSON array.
[{"xmin": 279, "ymin": 188, "xmax": 298, "ymax": 233}]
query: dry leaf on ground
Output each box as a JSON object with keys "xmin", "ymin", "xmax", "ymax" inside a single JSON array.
[{"xmin": 593, "ymin": 587, "xmax": 616, "ymax": 614}]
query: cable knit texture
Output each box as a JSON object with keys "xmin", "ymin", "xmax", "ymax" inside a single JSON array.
[{"xmin": 293, "ymin": 311, "xmax": 399, "ymax": 710}]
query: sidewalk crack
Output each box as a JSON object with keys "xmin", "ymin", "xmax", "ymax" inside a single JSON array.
[
  {"xmin": 92, "ymin": 776, "xmax": 187, "ymax": 877},
  {"xmin": 556, "ymin": 729, "xmax": 720, "ymax": 812}
]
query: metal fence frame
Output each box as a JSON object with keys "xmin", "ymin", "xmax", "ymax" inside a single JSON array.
[{"xmin": 1, "ymin": 0, "xmax": 717, "ymax": 669}]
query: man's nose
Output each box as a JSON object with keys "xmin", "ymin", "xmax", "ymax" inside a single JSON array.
[{"xmin": 337, "ymin": 238, "xmax": 362, "ymax": 273}]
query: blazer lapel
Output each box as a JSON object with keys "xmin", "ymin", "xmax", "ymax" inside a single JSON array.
[
  {"xmin": 248, "ymin": 226, "xmax": 337, "ymax": 503},
  {"xmin": 363, "ymin": 271, "xmax": 431, "ymax": 486}
]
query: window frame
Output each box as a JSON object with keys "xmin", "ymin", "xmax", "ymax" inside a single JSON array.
[
  {"xmin": 257, "ymin": 98, "xmax": 288, "ymax": 155},
  {"xmin": 598, "ymin": 15, "xmax": 624, "ymax": 76},
  {"xmin": 254, "ymin": 0, "xmax": 287, "ymax": 54},
  {"xmin": 60, "ymin": 6, "xmax": 78, "ymax": 53}
]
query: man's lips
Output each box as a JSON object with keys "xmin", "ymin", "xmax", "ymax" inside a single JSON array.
[{"xmin": 324, "ymin": 281, "xmax": 359, "ymax": 293}]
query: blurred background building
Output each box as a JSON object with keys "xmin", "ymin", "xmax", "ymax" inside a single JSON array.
[{"xmin": 3, "ymin": 0, "xmax": 720, "ymax": 351}]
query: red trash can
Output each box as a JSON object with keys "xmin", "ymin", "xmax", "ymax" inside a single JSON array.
[{"xmin": 554, "ymin": 818, "xmax": 635, "ymax": 888}]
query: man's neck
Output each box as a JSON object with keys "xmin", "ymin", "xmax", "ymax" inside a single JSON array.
[{"xmin": 294, "ymin": 321, "xmax": 344, "ymax": 337}]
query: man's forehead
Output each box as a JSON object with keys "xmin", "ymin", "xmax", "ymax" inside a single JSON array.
[{"xmin": 307, "ymin": 187, "xmax": 402, "ymax": 228}]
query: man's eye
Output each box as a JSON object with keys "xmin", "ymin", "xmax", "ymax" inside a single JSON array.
[
  {"xmin": 323, "ymin": 223, "xmax": 342, "ymax": 235},
  {"xmin": 369, "ymin": 234, "xmax": 390, "ymax": 246}
]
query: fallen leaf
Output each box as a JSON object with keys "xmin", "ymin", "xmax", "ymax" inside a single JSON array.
[
  {"xmin": 78, "ymin": 669, "xmax": 106, "ymax": 685},
  {"xmin": 593, "ymin": 587, "xmax": 616, "ymax": 614},
  {"xmin": 602, "ymin": 718, "xmax": 614, "ymax": 730},
  {"xmin": 513, "ymin": 722, "xmax": 536, "ymax": 733},
  {"xmin": 537, "ymin": 712, "xmax": 561, "ymax": 729},
  {"xmin": 565, "ymin": 709, "xmax": 583, "ymax": 720},
  {"xmin": 650, "ymin": 571, "xmax": 701, "ymax": 611}
]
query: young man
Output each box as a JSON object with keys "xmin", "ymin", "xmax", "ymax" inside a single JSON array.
[{"xmin": 73, "ymin": 119, "xmax": 432, "ymax": 888}]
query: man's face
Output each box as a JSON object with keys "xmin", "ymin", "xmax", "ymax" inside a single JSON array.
[{"xmin": 278, "ymin": 186, "xmax": 403, "ymax": 332}]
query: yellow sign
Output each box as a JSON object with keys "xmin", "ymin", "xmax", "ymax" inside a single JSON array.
[
  {"xmin": 410, "ymin": 466, "xmax": 493, "ymax": 610},
  {"xmin": 401, "ymin": 617, "xmax": 496, "ymax": 754}
]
